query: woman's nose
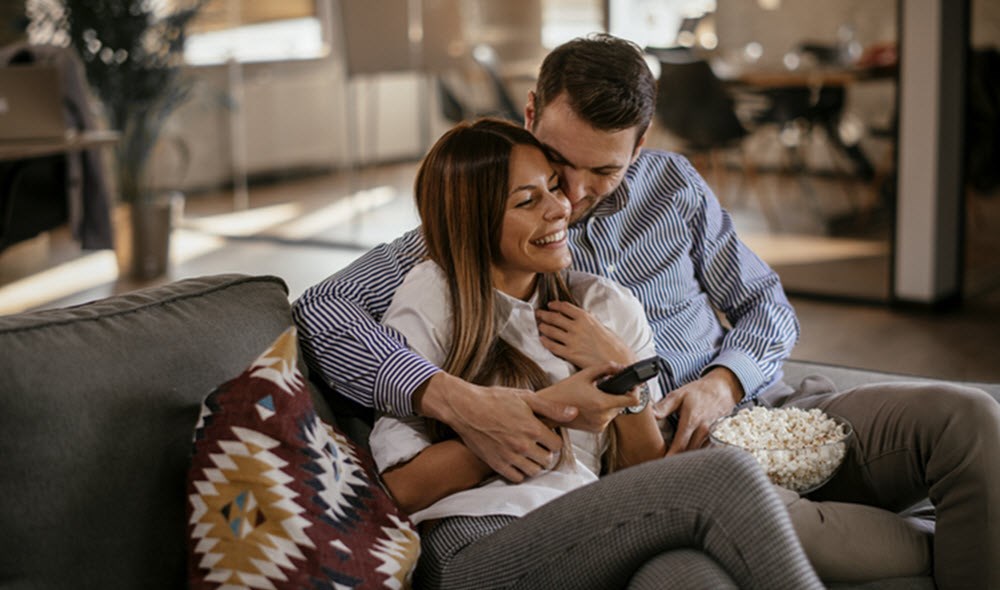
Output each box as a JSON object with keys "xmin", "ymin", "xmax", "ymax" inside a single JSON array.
[{"xmin": 543, "ymin": 190, "xmax": 571, "ymax": 219}]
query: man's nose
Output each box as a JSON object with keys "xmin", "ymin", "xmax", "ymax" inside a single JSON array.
[{"xmin": 559, "ymin": 168, "xmax": 587, "ymax": 204}]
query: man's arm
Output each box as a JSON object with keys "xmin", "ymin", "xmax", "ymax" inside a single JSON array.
[
  {"xmin": 413, "ymin": 372, "xmax": 574, "ymax": 482},
  {"xmin": 655, "ymin": 156, "xmax": 799, "ymax": 452},
  {"xmin": 292, "ymin": 228, "xmax": 434, "ymax": 415},
  {"xmin": 295, "ymin": 245, "xmax": 576, "ymax": 482},
  {"xmin": 684, "ymin": 157, "xmax": 799, "ymax": 398}
]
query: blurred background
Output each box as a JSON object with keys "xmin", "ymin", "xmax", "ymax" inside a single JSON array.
[{"xmin": 1, "ymin": 0, "xmax": 998, "ymax": 381}]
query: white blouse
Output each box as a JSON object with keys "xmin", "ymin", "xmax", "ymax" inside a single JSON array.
[{"xmin": 370, "ymin": 261, "xmax": 662, "ymax": 524}]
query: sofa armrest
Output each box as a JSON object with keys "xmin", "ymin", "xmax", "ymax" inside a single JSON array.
[
  {"xmin": 784, "ymin": 359, "xmax": 1000, "ymax": 403},
  {"xmin": 0, "ymin": 273, "xmax": 323, "ymax": 590}
]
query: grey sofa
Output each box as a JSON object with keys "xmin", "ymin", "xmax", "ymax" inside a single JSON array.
[{"xmin": 0, "ymin": 273, "xmax": 996, "ymax": 589}]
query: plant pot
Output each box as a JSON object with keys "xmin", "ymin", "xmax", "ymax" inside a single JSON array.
[{"xmin": 115, "ymin": 191, "xmax": 184, "ymax": 281}]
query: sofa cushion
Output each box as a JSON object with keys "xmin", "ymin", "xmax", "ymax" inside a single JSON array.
[
  {"xmin": 0, "ymin": 274, "xmax": 318, "ymax": 590},
  {"xmin": 187, "ymin": 326, "xmax": 420, "ymax": 589}
]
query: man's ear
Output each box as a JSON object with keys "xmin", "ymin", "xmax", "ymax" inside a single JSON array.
[
  {"xmin": 524, "ymin": 90, "xmax": 537, "ymax": 131},
  {"xmin": 631, "ymin": 128, "xmax": 648, "ymax": 163}
]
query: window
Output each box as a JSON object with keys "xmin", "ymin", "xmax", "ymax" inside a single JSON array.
[{"xmin": 182, "ymin": 0, "xmax": 330, "ymax": 65}]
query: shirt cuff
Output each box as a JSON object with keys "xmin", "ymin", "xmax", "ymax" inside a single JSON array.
[
  {"xmin": 704, "ymin": 349, "xmax": 767, "ymax": 404},
  {"xmin": 372, "ymin": 347, "xmax": 442, "ymax": 416}
]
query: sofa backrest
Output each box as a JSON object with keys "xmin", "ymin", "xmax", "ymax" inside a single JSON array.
[{"xmin": 0, "ymin": 274, "xmax": 321, "ymax": 589}]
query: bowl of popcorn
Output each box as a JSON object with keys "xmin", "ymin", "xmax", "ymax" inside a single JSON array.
[{"xmin": 709, "ymin": 407, "xmax": 853, "ymax": 493}]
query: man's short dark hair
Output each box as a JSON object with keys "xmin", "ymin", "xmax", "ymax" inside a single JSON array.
[{"xmin": 533, "ymin": 33, "xmax": 656, "ymax": 139}]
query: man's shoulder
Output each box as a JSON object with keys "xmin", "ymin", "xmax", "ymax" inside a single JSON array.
[
  {"xmin": 627, "ymin": 148, "xmax": 707, "ymax": 212},
  {"xmin": 633, "ymin": 148, "xmax": 696, "ymax": 173}
]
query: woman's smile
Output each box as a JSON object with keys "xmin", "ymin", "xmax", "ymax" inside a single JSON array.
[{"xmin": 532, "ymin": 229, "xmax": 567, "ymax": 247}]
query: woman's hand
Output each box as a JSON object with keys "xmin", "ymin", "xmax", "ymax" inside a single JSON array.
[
  {"xmin": 536, "ymin": 301, "xmax": 636, "ymax": 369},
  {"xmin": 537, "ymin": 364, "xmax": 640, "ymax": 432}
]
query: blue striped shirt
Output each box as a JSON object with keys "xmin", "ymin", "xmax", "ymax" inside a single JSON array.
[{"xmin": 292, "ymin": 149, "xmax": 799, "ymax": 416}]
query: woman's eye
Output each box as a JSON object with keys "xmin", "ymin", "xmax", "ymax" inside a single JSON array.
[
  {"xmin": 548, "ymin": 183, "xmax": 562, "ymax": 194},
  {"xmin": 515, "ymin": 196, "xmax": 535, "ymax": 208}
]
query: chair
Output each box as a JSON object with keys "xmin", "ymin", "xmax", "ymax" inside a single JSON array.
[
  {"xmin": 751, "ymin": 42, "xmax": 876, "ymax": 182},
  {"xmin": 656, "ymin": 58, "xmax": 748, "ymax": 152},
  {"xmin": 435, "ymin": 44, "xmax": 524, "ymax": 126},
  {"xmin": 655, "ymin": 56, "xmax": 775, "ymax": 227},
  {"xmin": 470, "ymin": 44, "xmax": 523, "ymax": 126},
  {"xmin": 437, "ymin": 77, "xmax": 470, "ymax": 124}
]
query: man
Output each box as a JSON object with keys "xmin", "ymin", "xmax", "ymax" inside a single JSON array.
[{"xmin": 294, "ymin": 34, "xmax": 999, "ymax": 588}]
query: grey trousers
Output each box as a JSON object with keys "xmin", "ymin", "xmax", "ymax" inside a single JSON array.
[
  {"xmin": 415, "ymin": 447, "xmax": 823, "ymax": 590},
  {"xmin": 767, "ymin": 375, "xmax": 1000, "ymax": 589}
]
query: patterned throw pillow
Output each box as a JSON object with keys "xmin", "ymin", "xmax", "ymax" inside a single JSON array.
[{"xmin": 186, "ymin": 327, "xmax": 420, "ymax": 589}]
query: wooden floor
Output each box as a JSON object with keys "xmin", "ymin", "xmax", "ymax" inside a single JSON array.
[{"xmin": 2, "ymin": 158, "xmax": 999, "ymax": 384}]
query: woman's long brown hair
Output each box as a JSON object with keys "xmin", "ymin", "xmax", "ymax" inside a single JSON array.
[{"xmin": 414, "ymin": 118, "xmax": 621, "ymax": 472}]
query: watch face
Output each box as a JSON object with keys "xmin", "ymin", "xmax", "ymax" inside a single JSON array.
[{"xmin": 623, "ymin": 383, "xmax": 651, "ymax": 414}]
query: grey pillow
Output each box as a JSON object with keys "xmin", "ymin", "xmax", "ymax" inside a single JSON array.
[{"xmin": 0, "ymin": 274, "xmax": 299, "ymax": 590}]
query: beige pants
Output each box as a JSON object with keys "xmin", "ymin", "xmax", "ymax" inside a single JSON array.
[{"xmin": 765, "ymin": 375, "xmax": 1000, "ymax": 589}]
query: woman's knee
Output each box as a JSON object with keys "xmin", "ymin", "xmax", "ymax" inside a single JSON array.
[
  {"xmin": 693, "ymin": 446, "xmax": 772, "ymax": 490},
  {"xmin": 629, "ymin": 550, "xmax": 737, "ymax": 590}
]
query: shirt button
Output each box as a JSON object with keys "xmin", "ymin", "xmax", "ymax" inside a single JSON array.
[
  {"xmin": 385, "ymin": 404, "xmax": 394, "ymax": 413},
  {"xmin": 607, "ymin": 264, "xmax": 616, "ymax": 273}
]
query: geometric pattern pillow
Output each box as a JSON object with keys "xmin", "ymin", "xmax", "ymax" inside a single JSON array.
[{"xmin": 186, "ymin": 327, "xmax": 420, "ymax": 589}]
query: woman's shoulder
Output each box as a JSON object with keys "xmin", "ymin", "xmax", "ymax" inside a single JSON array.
[
  {"xmin": 566, "ymin": 271, "xmax": 642, "ymax": 310},
  {"xmin": 385, "ymin": 260, "xmax": 450, "ymax": 324},
  {"xmin": 565, "ymin": 271, "xmax": 654, "ymax": 355},
  {"xmin": 399, "ymin": 259, "xmax": 446, "ymax": 289},
  {"xmin": 383, "ymin": 260, "xmax": 452, "ymax": 363}
]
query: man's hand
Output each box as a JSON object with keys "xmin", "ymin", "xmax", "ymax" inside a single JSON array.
[
  {"xmin": 653, "ymin": 366, "xmax": 744, "ymax": 454},
  {"xmin": 414, "ymin": 371, "xmax": 578, "ymax": 482},
  {"xmin": 537, "ymin": 363, "xmax": 639, "ymax": 432},
  {"xmin": 536, "ymin": 301, "xmax": 635, "ymax": 369}
]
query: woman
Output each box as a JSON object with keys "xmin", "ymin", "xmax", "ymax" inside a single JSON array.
[{"xmin": 370, "ymin": 119, "xmax": 822, "ymax": 589}]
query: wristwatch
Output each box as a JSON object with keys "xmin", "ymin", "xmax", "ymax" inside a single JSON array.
[{"xmin": 621, "ymin": 382, "xmax": 651, "ymax": 415}]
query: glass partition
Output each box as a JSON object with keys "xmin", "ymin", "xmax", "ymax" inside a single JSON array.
[
  {"xmin": 966, "ymin": 0, "xmax": 1000, "ymax": 298},
  {"xmin": 639, "ymin": 0, "xmax": 899, "ymax": 302}
]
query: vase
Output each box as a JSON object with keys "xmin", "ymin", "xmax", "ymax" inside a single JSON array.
[{"xmin": 115, "ymin": 191, "xmax": 184, "ymax": 281}]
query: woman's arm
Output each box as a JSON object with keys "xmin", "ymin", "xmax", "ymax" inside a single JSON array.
[
  {"xmin": 381, "ymin": 439, "xmax": 495, "ymax": 514},
  {"xmin": 536, "ymin": 275, "xmax": 667, "ymax": 468},
  {"xmin": 610, "ymin": 394, "xmax": 668, "ymax": 469}
]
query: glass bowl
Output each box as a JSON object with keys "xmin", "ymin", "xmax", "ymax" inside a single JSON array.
[{"xmin": 708, "ymin": 408, "xmax": 853, "ymax": 494}]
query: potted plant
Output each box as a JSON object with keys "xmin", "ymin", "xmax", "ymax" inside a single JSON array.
[{"xmin": 57, "ymin": 0, "xmax": 204, "ymax": 279}]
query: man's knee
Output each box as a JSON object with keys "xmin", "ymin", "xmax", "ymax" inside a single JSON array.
[
  {"xmin": 949, "ymin": 386, "xmax": 1000, "ymax": 429},
  {"xmin": 922, "ymin": 385, "xmax": 1000, "ymax": 451},
  {"xmin": 780, "ymin": 490, "xmax": 932, "ymax": 582}
]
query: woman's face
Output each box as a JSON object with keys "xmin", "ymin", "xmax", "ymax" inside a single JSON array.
[{"xmin": 492, "ymin": 144, "xmax": 572, "ymax": 299}]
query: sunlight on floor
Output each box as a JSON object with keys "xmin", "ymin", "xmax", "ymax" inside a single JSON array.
[
  {"xmin": 0, "ymin": 186, "xmax": 401, "ymax": 315},
  {"xmin": 267, "ymin": 186, "xmax": 396, "ymax": 240},
  {"xmin": 180, "ymin": 202, "xmax": 305, "ymax": 236},
  {"xmin": 0, "ymin": 230, "xmax": 225, "ymax": 315},
  {"xmin": 743, "ymin": 233, "xmax": 888, "ymax": 265}
]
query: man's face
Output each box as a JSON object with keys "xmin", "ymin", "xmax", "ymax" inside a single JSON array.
[{"xmin": 526, "ymin": 92, "xmax": 646, "ymax": 224}]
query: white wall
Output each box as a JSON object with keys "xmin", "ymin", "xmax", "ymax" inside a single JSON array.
[{"xmin": 149, "ymin": 55, "xmax": 432, "ymax": 193}]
